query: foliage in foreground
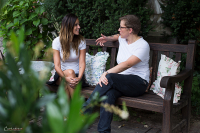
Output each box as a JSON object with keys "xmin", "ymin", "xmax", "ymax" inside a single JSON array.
[{"xmin": 0, "ymin": 28, "xmax": 98, "ymax": 133}]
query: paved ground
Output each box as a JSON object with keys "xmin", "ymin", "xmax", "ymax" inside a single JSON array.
[{"xmin": 87, "ymin": 108, "xmax": 200, "ymax": 133}]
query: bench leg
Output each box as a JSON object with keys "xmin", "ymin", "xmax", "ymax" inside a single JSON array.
[
  {"xmin": 162, "ymin": 84, "xmax": 175, "ymax": 133},
  {"xmin": 181, "ymin": 98, "xmax": 191, "ymax": 132},
  {"xmin": 162, "ymin": 102, "xmax": 172, "ymax": 133}
]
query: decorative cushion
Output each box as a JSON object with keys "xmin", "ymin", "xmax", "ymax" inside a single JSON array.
[
  {"xmin": 84, "ymin": 51, "xmax": 109, "ymax": 86},
  {"xmin": 150, "ymin": 54, "xmax": 181, "ymax": 103}
]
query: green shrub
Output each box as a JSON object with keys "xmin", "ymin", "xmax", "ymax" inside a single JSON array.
[
  {"xmin": 0, "ymin": 0, "xmax": 54, "ymax": 57},
  {"xmin": 161, "ymin": 0, "xmax": 200, "ymax": 115},
  {"xmin": 0, "ymin": 28, "xmax": 99, "ymax": 133},
  {"xmin": 43, "ymin": 0, "xmax": 153, "ymax": 39}
]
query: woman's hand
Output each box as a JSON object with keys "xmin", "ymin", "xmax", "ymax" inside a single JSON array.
[
  {"xmin": 65, "ymin": 77, "xmax": 78, "ymax": 88},
  {"xmin": 72, "ymin": 77, "xmax": 80, "ymax": 85},
  {"xmin": 98, "ymin": 72, "xmax": 108, "ymax": 87},
  {"xmin": 96, "ymin": 34, "xmax": 108, "ymax": 46}
]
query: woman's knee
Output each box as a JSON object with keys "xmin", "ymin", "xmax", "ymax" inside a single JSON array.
[
  {"xmin": 105, "ymin": 73, "xmax": 113, "ymax": 81},
  {"xmin": 64, "ymin": 69, "xmax": 75, "ymax": 77}
]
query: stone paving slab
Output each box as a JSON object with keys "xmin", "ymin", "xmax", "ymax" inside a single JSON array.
[
  {"xmin": 86, "ymin": 108, "xmax": 200, "ymax": 133},
  {"xmin": 87, "ymin": 117, "xmax": 161, "ymax": 133}
]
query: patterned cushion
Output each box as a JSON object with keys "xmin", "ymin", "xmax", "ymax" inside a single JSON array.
[
  {"xmin": 85, "ymin": 52, "xmax": 109, "ymax": 86},
  {"xmin": 150, "ymin": 54, "xmax": 181, "ymax": 103}
]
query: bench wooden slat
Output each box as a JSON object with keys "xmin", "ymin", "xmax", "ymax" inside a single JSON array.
[
  {"xmin": 175, "ymin": 52, "xmax": 181, "ymax": 62},
  {"xmin": 151, "ymin": 50, "xmax": 158, "ymax": 83},
  {"xmin": 86, "ymin": 39, "xmax": 119, "ymax": 48},
  {"xmin": 164, "ymin": 51, "xmax": 170, "ymax": 57},
  {"xmin": 81, "ymin": 88, "xmax": 164, "ymax": 113},
  {"xmin": 86, "ymin": 45, "xmax": 89, "ymax": 53},
  {"xmin": 92, "ymin": 48, "xmax": 98, "ymax": 55},
  {"xmin": 149, "ymin": 43, "xmax": 188, "ymax": 53},
  {"xmin": 110, "ymin": 47, "xmax": 117, "ymax": 68},
  {"xmin": 102, "ymin": 47, "xmax": 107, "ymax": 52}
]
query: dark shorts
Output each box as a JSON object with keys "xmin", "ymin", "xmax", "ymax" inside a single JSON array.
[{"xmin": 46, "ymin": 72, "xmax": 89, "ymax": 88}]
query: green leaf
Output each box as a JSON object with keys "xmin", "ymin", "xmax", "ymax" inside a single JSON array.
[
  {"xmin": 37, "ymin": 94, "xmax": 56, "ymax": 108},
  {"xmin": 14, "ymin": 18, "xmax": 19, "ymax": 26},
  {"xmin": 66, "ymin": 83, "xmax": 87, "ymax": 133},
  {"xmin": 26, "ymin": 40, "xmax": 31, "ymax": 45},
  {"xmin": 41, "ymin": 18, "xmax": 48, "ymax": 25},
  {"xmin": 7, "ymin": 91, "xmax": 16, "ymax": 107},
  {"xmin": 28, "ymin": 13, "xmax": 37, "ymax": 20},
  {"xmin": 33, "ymin": 19, "xmax": 40, "ymax": 27},
  {"xmin": 25, "ymin": 29, "xmax": 32, "ymax": 35},
  {"xmin": 38, "ymin": 34, "xmax": 42, "ymax": 39},
  {"xmin": 40, "ymin": 6, "xmax": 45, "ymax": 14},
  {"xmin": 35, "ymin": 7, "xmax": 41, "ymax": 14},
  {"xmin": 0, "ymin": 71, "xmax": 12, "ymax": 89},
  {"xmin": 6, "ymin": 23, "xmax": 14, "ymax": 29},
  {"xmin": 19, "ymin": 1, "xmax": 24, "ymax": 6},
  {"xmin": 10, "ymin": 32, "xmax": 20, "ymax": 54},
  {"xmin": 6, "ymin": 53, "xmax": 21, "ymax": 79},
  {"xmin": 0, "ymin": 101, "xmax": 8, "ymax": 117},
  {"xmin": 20, "ymin": 18, "xmax": 27, "ymax": 24},
  {"xmin": 32, "ymin": 38, "xmax": 38, "ymax": 44},
  {"xmin": 57, "ymin": 81, "xmax": 69, "ymax": 116},
  {"xmin": 47, "ymin": 102, "xmax": 64, "ymax": 133},
  {"xmin": 18, "ymin": 26, "xmax": 25, "ymax": 46},
  {"xmin": 19, "ymin": 46, "xmax": 31, "ymax": 72},
  {"xmin": 13, "ymin": 11, "xmax": 20, "ymax": 17},
  {"xmin": 0, "ymin": 30, "xmax": 5, "ymax": 36},
  {"xmin": 25, "ymin": 3, "xmax": 29, "ymax": 7}
]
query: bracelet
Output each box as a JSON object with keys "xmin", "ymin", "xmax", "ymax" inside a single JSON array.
[{"xmin": 106, "ymin": 71, "xmax": 109, "ymax": 74}]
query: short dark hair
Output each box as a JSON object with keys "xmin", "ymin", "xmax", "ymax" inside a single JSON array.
[{"xmin": 119, "ymin": 15, "xmax": 141, "ymax": 34}]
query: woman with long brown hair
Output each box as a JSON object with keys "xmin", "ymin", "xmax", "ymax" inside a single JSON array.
[{"xmin": 48, "ymin": 14, "xmax": 86, "ymax": 99}]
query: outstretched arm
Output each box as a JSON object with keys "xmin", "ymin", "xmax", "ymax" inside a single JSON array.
[{"xmin": 96, "ymin": 34, "xmax": 119, "ymax": 46}]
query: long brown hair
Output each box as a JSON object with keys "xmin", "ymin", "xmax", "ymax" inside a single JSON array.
[{"xmin": 59, "ymin": 14, "xmax": 84, "ymax": 61}]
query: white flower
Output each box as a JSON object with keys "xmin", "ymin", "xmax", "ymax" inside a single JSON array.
[{"xmin": 119, "ymin": 111, "xmax": 129, "ymax": 119}]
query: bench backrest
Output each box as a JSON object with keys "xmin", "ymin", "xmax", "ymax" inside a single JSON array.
[{"xmin": 85, "ymin": 39, "xmax": 196, "ymax": 95}]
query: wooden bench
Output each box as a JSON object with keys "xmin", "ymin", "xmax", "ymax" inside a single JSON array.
[{"xmin": 47, "ymin": 39, "xmax": 196, "ymax": 133}]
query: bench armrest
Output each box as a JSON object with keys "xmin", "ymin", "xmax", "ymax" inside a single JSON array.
[{"xmin": 160, "ymin": 69, "xmax": 192, "ymax": 89}]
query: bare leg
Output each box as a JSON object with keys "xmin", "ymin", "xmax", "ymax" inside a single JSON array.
[
  {"xmin": 63, "ymin": 69, "xmax": 76, "ymax": 98},
  {"xmin": 55, "ymin": 76, "xmax": 71, "ymax": 100}
]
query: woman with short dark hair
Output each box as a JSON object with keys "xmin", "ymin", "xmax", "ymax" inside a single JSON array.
[{"xmin": 83, "ymin": 15, "xmax": 150, "ymax": 133}]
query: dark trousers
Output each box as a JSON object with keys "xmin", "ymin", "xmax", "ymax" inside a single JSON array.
[{"xmin": 83, "ymin": 73, "xmax": 148, "ymax": 133}]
